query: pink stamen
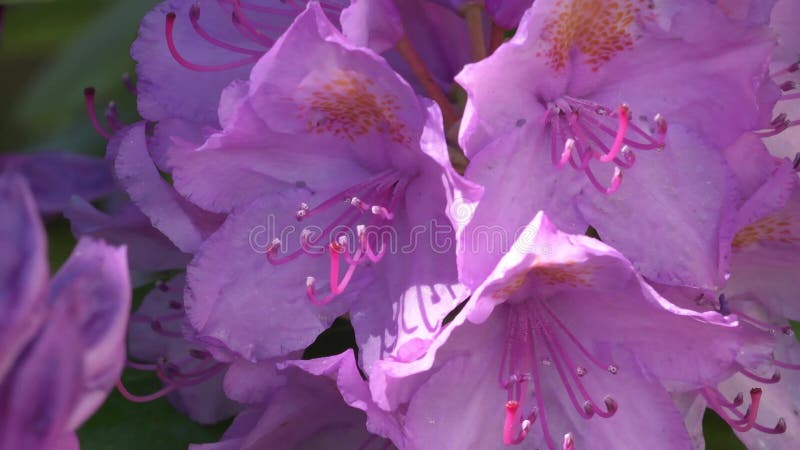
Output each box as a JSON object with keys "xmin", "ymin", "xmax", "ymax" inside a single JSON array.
[
  {"xmin": 533, "ymin": 310, "xmax": 595, "ymax": 419},
  {"xmin": 738, "ymin": 366, "xmax": 781, "ymax": 384},
  {"xmin": 572, "ymin": 118, "xmax": 635, "ymax": 168},
  {"xmin": 779, "ymin": 93, "xmax": 800, "ymax": 101},
  {"xmin": 157, "ymin": 362, "xmax": 226, "ymax": 387},
  {"xmin": 189, "ymin": 3, "xmax": 263, "ymax": 55},
  {"xmin": 150, "ymin": 320, "xmax": 183, "ymax": 338},
  {"xmin": 83, "ymin": 87, "xmax": 112, "ymax": 139},
  {"xmin": 104, "ymin": 101, "xmax": 124, "ymax": 131},
  {"xmin": 755, "ymin": 118, "xmax": 800, "ymax": 137},
  {"xmin": 598, "ymin": 104, "xmax": 629, "ymax": 162},
  {"xmin": 220, "ymin": 0, "xmax": 296, "ymax": 15},
  {"xmin": 503, "ymin": 401, "xmax": 535, "ymax": 445},
  {"xmin": 305, "ymin": 243, "xmax": 362, "ymax": 305},
  {"xmin": 126, "ymin": 361, "xmax": 158, "ymax": 371},
  {"xmin": 772, "ymin": 358, "xmax": 800, "ymax": 370},
  {"xmin": 702, "ymin": 387, "xmax": 782, "ymax": 434},
  {"xmin": 534, "ymin": 305, "xmax": 616, "ymax": 418},
  {"xmin": 545, "ymin": 99, "xmax": 660, "ymax": 194},
  {"xmin": 735, "ymin": 389, "xmax": 762, "ymax": 432},
  {"xmin": 540, "ymin": 302, "xmax": 617, "ymax": 374},
  {"xmin": 165, "ymin": 12, "xmax": 261, "ymax": 72},
  {"xmin": 272, "ymin": 172, "xmax": 404, "ymax": 306},
  {"xmin": 116, "ymin": 379, "xmax": 178, "ymax": 403},
  {"xmin": 771, "ymin": 61, "xmax": 799, "ymax": 78},
  {"xmin": 230, "ymin": 0, "xmax": 275, "ymax": 47},
  {"xmin": 121, "ymin": 73, "xmax": 137, "ymax": 94},
  {"xmin": 584, "ymin": 166, "xmax": 623, "ymax": 195},
  {"xmin": 563, "ymin": 433, "xmax": 575, "ymax": 450},
  {"xmin": 526, "ymin": 313, "xmax": 558, "ymax": 450}
]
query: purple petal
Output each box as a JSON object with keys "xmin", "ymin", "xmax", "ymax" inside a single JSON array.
[
  {"xmin": 0, "ymin": 174, "xmax": 48, "ymax": 380},
  {"xmin": 0, "ymin": 152, "xmax": 115, "ymax": 215},
  {"xmin": 0, "ymin": 300, "xmax": 83, "ymax": 449},
  {"xmin": 111, "ymin": 122, "xmax": 224, "ymax": 253},
  {"xmin": 49, "ymin": 237, "xmax": 131, "ymax": 428},
  {"xmin": 576, "ymin": 125, "xmax": 740, "ymax": 289}
]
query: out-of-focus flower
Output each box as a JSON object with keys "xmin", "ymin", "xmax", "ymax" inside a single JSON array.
[
  {"xmin": 369, "ymin": 212, "xmax": 742, "ymax": 450},
  {"xmin": 0, "ymin": 152, "xmax": 115, "ymax": 215},
  {"xmin": 456, "ymin": 0, "xmax": 778, "ymax": 291},
  {"xmin": 192, "ymin": 350, "xmax": 401, "ymax": 450},
  {"xmin": 0, "ymin": 174, "xmax": 131, "ymax": 450},
  {"xmin": 171, "ymin": 3, "xmax": 480, "ymax": 371}
]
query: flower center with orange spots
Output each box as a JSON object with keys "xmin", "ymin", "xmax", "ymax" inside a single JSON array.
[
  {"xmin": 490, "ymin": 262, "xmax": 595, "ymax": 302},
  {"xmin": 538, "ymin": 0, "xmax": 652, "ymax": 72},
  {"xmin": 492, "ymin": 273, "xmax": 529, "ymax": 300},
  {"xmin": 732, "ymin": 213, "xmax": 800, "ymax": 249},
  {"xmin": 299, "ymin": 70, "xmax": 411, "ymax": 145},
  {"xmin": 530, "ymin": 262, "xmax": 593, "ymax": 287}
]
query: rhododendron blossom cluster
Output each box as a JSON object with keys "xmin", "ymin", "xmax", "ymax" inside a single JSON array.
[{"xmin": 2, "ymin": 0, "xmax": 800, "ymax": 449}]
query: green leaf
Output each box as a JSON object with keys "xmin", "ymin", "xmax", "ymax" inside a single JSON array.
[
  {"xmin": 78, "ymin": 370, "xmax": 229, "ymax": 450},
  {"xmin": 704, "ymin": 409, "xmax": 746, "ymax": 450},
  {"xmin": 1, "ymin": 0, "xmax": 154, "ymax": 152}
]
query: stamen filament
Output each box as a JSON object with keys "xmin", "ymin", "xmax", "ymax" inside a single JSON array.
[
  {"xmin": 738, "ymin": 366, "xmax": 781, "ymax": 384},
  {"xmin": 463, "ymin": 3, "xmax": 488, "ymax": 61},
  {"xmin": 116, "ymin": 379, "xmax": 178, "ymax": 403},
  {"xmin": 489, "ymin": 21, "xmax": 507, "ymax": 53},
  {"xmin": 597, "ymin": 105, "xmax": 629, "ymax": 162},
  {"xmin": 230, "ymin": 0, "xmax": 275, "ymax": 46},
  {"xmin": 83, "ymin": 87, "xmax": 112, "ymax": 139},
  {"xmin": 395, "ymin": 37, "xmax": 459, "ymax": 128},
  {"xmin": 526, "ymin": 313, "xmax": 558, "ymax": 450},
  {"xmin": 189, "ymin": 3, "xmax": 264, "ymax": 55},
  {"xmin": 165, "ymin": 12, "xmax": 261, "ymax": 72},
  {"xmin": 540, "ymin": 301, "xmax": 616, "ymax": 373}
]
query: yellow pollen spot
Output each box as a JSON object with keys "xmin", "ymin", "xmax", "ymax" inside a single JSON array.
[
  {"xmin": 732, "ymin": 213, "xmax": 800, "ymax": 249},
  {"xmin": 492, "ymin": 273, "xmax": 528, "ymax": 300},
  {"xmin": 490, "ymin": 260, "xmax": 594, "ymax": 301},
  {"xmin": 530, "ymin": 261, "xmax": 593, "ymax": 287},
  {"xmin": 538, "ymin": 0, "xmax": 652, "ymax": 72},
  {"xmin": 299, "ymin": 70, "xmax": 411, "ymax": 145}
]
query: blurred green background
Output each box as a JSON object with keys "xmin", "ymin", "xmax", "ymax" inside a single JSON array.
[{"xmin": 0, "ymin": 1, "xmax": 749, "ymax": 449}]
